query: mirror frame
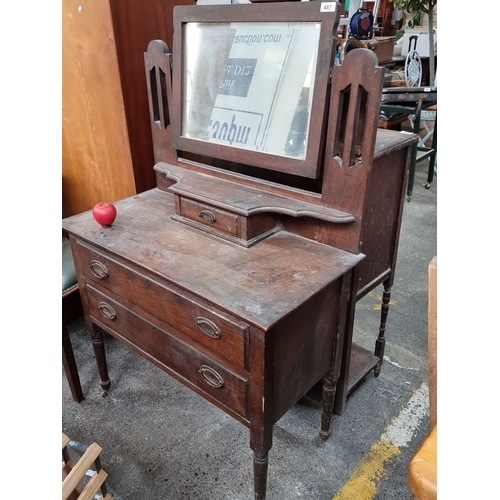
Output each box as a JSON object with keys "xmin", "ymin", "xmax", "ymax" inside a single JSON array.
[{"xmin": 171, "ymin": 2, "xmax": 341, "ymax": 179}]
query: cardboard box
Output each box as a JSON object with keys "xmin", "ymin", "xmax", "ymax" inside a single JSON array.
[{"xmin": 401, "ymin": 29, "xmax": 437, "ymax": 57}]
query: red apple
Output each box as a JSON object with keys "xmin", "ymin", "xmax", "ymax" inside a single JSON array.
[{"xmin": 92, "ymin": 202, "xmax": 117, "ymax": 227}]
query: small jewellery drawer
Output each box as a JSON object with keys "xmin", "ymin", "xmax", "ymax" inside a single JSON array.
[
  {"xmin": 178, "ymin": 197, "xmax": 240, "ymax": 236},
  {"xmin": 86, "ymin": 284, "xmax": 248, "ymax": 419},
  {"xmin": 76, "ymin": 243, "xmax": 249, "ymax": 370}
]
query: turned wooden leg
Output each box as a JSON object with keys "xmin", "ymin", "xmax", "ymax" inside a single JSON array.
[
  {"xmin": 89, "ymin": 323, "xmax": 111, "ymax": 395},
  {"xmin": 253, "ymin": 452, "xmax": 269, "ymax": 500},
  {"xmin": 374, "ymin": 279, "xmax": 392, "ymax": 376},
  {"xmin": 250, "ymin": 415, "xmax": 273, "ymax": 500},
  {"xmin": 317, "ymin": 370, "xmax": 336, "ymax": 442},
  {"xmin": 62, "ymin": 325, "xmax": 84, "ymax": 403},
  {"xmin": 333, "ymin": 282, "xmax": 357, "ymax": 416}
]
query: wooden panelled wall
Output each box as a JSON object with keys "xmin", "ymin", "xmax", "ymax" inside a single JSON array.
[{"xmin": 62, "ymin": 0, "xmax": 192, "ymax": 218}]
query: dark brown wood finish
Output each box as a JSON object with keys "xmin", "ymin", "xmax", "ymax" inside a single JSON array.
[{"xmin": 64, "ymin": 3, "xmax": 419, "ymax": 497}]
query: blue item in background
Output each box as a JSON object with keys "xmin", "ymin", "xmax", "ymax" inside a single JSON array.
[{"xmin": 349, "ymin": 8, "xmax": 374, "ymax": 40}]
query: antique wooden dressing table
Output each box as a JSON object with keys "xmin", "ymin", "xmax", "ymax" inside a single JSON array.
[{"xmin": 63, "ymin": 3, "xmax": 417, "ymax": 498}]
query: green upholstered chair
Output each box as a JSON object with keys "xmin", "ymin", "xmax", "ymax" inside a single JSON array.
[{"xmin": 62, "ymin": 237, "xmax": 84, "ymax": 403}]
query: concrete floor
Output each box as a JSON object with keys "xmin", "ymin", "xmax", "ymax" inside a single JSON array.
[{"xmin": 62, "ymin": 161, "xmax": 437, "ymax": 500}]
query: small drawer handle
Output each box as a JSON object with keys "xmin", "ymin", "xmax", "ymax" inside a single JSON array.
[
  {"xmin": 89, "ymin": 260, "xmax": 109, "ymax": 279},
  {"xmin": 198, "ymin": 365, "xmax": 224, "ymax": 388},
  {"xmin": 98, "ymin": 302, "xmax": 117, "ymax": 321},
  {"xmin": 195, "ymin": 317, "xmax": 221, "ymax": 339},
  {"xmin": 198, "ymin": 210, "xmax": 216, "ymax": 224}
]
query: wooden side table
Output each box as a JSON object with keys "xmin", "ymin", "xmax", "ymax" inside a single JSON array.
[{"xmin": 64, "ymin": 188, "xmax": 362, "ymax": 499}]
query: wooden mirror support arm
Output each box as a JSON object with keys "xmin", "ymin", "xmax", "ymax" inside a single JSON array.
[{"xmin": 144, "ymin": 40, "xmax": 178, "ymax": 165}]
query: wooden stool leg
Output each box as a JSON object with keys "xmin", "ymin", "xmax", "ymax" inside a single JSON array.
[{"xmin": 62, "ymin": 325, "xmax": 84, "ymax": 403}]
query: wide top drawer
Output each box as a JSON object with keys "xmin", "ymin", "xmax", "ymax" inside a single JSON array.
[{"xmin": 74, "ymin": 241, "xmax": 249, "ymax": 371}]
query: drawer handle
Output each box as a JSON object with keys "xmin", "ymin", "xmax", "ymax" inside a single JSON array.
[
  {"xmin": 198, "ymin": 365, "xmax": 224, "ymax": 388},
  {"xmin": 198, "ymin": 210, "xmax": 216, "ymax": 224},
  {"xmin": 98, "ymin": 302, "xmax": 117, "ymax": 321},
  {"xmin": 89, "ymin": 260, "xmax": 109, "ymax": 279},
  {"xmin": 195, "ymin": 317, "xmax": 221, "ymax": 339}
]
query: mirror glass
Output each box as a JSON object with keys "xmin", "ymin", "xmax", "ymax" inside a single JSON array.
[{"xmin": 181, "ymin": 21, "xmax": 321, "ymax": 159}]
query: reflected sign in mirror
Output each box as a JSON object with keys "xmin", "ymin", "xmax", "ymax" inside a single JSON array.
[
  {"xmin": 172, "ymin": 3, "xmax": 341, "ymax": 178},
  {"xmin": 182, "ymin": 21, "xmax": 320, "ymax": 160}
]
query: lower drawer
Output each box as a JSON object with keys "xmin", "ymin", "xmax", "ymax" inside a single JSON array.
[{"xmin": 86, "ymin": 284, "xmax": 248, "ymax": 419}]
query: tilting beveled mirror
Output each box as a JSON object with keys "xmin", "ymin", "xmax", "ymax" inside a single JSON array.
[{"xmin": 171, "ymin": 2, "xmax": 341, "ymax": 179}]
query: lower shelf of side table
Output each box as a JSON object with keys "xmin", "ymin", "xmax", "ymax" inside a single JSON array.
[{"xmin": 347, "ymin": 342, "xmax": 380, "ymax": 394}]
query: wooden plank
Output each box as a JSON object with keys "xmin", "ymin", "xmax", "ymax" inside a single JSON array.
[
  {"xmin": 78, "ymin": 469, "xmax": 108, "ymax": 500},
  {"xmin": 62, "ymin": 461, "xmax": 75, "ymax": 481},
  {"xmin": 62, "ymin": 0, "xmax": 136, "ymax": 218},
  {"xmin": 62, "ymin": 443, "xmax": 102, "ymax": 500},
  {"xmin": 428, "ymin": 256, "xmax": 437, "ymax": 428},
  {"xmin": 62, "ymin": 434, "xmax": 70, "ymax": 449}
]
